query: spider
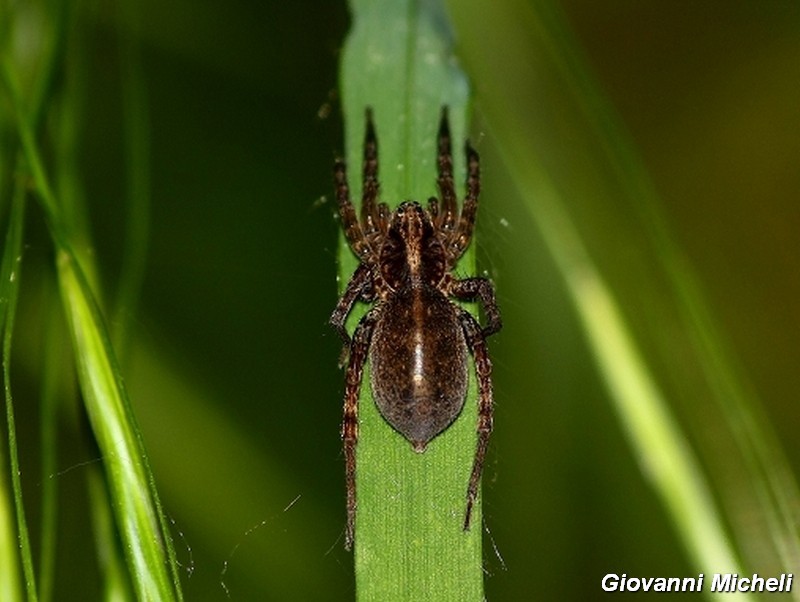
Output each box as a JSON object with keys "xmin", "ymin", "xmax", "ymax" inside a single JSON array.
[{"xmin": 330, "ymin": 107, "xmax": 501, "ymax": 550}]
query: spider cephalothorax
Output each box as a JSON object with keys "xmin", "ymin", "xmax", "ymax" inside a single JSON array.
[{"xmin": 330, "ymin": 108, "xmax": 501, "ymax": 550}]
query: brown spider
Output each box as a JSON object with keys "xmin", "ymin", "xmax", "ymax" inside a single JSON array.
[{"xmin": 330, "ymin": 107, "xmax": 501, "ymax": 550}]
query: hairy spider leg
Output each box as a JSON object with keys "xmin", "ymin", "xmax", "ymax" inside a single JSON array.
[
  {"xmin": 449, "ymin": 275, "xmax": 501, "ymax": 527},
  {"xmin": 427, "ymin": 196, "xmax": 440, "ymax": 221},
  {"xmin": 329, "ymin": 263, "xmax": 374, "ymax": 346},
  {"xmin": 436, "ymin": 107, "xmax": 458, "ymax": 234},
  {"xmin": 449, "ymin": 276, "xmax": 502, "ymax": 337},
  {"xmin": 458, "ymin": 309, "xmax": 495, "ymax": 532},
  {"xmin": 448, "ymin": 142, "xmax": 481, "ymax": 265},
  {"xmin": 334, "ymin": 158, "xmax": 375, "ymax": 266},
  {"xmin": 341, "ymin": 307, "xmax": 380, "ymax": 550},
  {"xmin": 361, "ymin": 108, "xmax": 382, "ymax": 243},
  {"xmin": 376, "ymin": 202, "xmax": 391, "ymax": 236}
]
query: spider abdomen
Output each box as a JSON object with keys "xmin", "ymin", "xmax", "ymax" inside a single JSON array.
[{"xmin": 369, "ymin": 285, "xmax": 469, "ymax": 452}]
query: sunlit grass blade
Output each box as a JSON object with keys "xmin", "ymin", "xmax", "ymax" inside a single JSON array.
[
  {"xmin": 525, "ymin": 8, "xmax": 800, "ymax": 575},
  {"xmin": 517, "ymin": 173, "xmax": 748, "ymax": 588},
  {"xmin": 340, "ymin": 0, "xmax": 483, "ymax": 599},
  {"xmin": 48, "ymin": 9, "xmax": 139, "ymax": 598},
  {"xmin": 1, "ymin": 55, "xmax": 182, "ymax": 602},
  {"xmin": 1, "ymin": 175, "xmax": 30, "ymax": 602},
  {"xmin": 56, "ymin": 248, "xmax": 176, "ymax": 602},
  {"xmin": 0, "ymin": 463, "xmax": 21, "ymax": 602},
  {"xmin": 87, "ymin": 465, "xmax": 134, "ymax": 602}
]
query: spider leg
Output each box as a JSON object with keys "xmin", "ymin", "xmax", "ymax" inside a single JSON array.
[
  {"xmin": 448, "ymin": 276, "xmax": 502, "ymax": 336},
  {"xmin": 437, "ymin": 106, "xmax": 458, "ymax": 233},
  {"xmin": 377, "ymin": 202, "xmax": 391, "ymax": 235},
  {"xmin": 330, "ymin": 263, "xmax": 375, "ymax": 364},
  {"xmin": 334, "ymin": 156, "xmax": 374, "ymax": 265},
  {"xmin": 341, "ymin": 307, "xmax": 380, "ymax": 550},
  {"xmin": 458, "ymin": 309, "xmax": 495, "ymax": 532},
  {"xmin": 428, "ymin": 196, "xmax": 440, "ymax": 223},
  {"xmin": 361, "ymin": 108, "xmax": 381, "ymax": 243},
  {"xmin": 448, "ymin": 141, "xmax": 480, "ymax": 265}
]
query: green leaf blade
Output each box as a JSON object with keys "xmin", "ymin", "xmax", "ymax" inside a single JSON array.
[
  {"xmin": 340, "ymin": 1, "xmax": 484, "ymax": 600},
  {"xmin": 57, "ymin": 250, "xmax": 176, "ymax": 602}
]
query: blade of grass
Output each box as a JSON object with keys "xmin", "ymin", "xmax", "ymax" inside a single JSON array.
[
  {"xmin": 1, "ymin": 57, "xmax": 182, "ymax": 602},
  {"xmin": 509, "ymin": 168, "xmax": 748, "ymax": 594},
  {"xmin": 56, "ymin": 232, "xmax": 177, "ymax": 602},
  {"xmin": 46, "ymin": 7, "xmax": 135, "ymax": 599},
  {"xmin": 339, "ymin": 0, "xmax": 483, "ymax": 600},
  {"xmin": 112, "ymin": 3, "xmax": 184, "ymax": 596},
  {"xmin": 526, "ymin": 9, "xmax": 800, "ymax": 574},
  {"xmin": 48, "ymin": 7, "xmax": 139, "ymax": 599},
  {"xmin": 0, "ymin": 457, "xmax": 21, "ymax": 602},
  {"xmin": 2, "ymin": 7, "xmax": 72, "ymax": 599},
  {"xmin": 87, "ymin": 465, "xmax": 134, "ymax": 602},
  {"xmin": 1, "ymin": 171, "xmax": 32, "ymax": 602}
]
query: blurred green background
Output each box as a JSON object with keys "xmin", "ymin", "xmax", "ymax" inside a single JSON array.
[{"xmin": 3, "ymin": 0, "xmax": 800, "ymax": 600}]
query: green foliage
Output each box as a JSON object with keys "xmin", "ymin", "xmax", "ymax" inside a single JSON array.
[
  {"xmin": 1, "ymin": 1, "xmax": 798, "ymax": 600},
  {"xmin": 1, "ymin": 7, "xmax": 180, "ymax": 601}
]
